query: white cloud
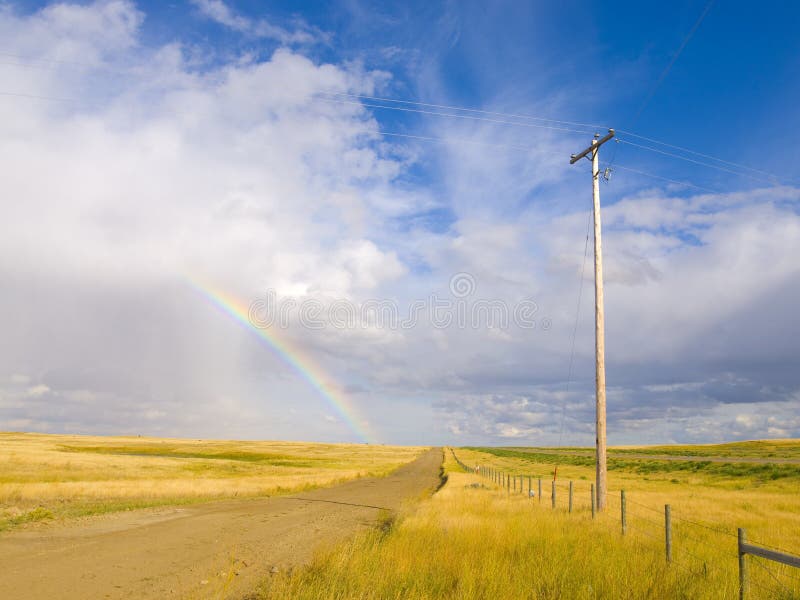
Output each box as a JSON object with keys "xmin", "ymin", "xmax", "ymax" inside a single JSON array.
[
  {"xmin": 1, "ymin": 2, "xmax": 799, "ymax": 445},
  {"xmin": 25, "ymin": 385, "xmax": 51, "ymax": 398},
  {"xmin": 190, "ymin": 0, "xmax": 322, "ymax": 44},
  {"xmin": 190, "ymin": 0, "xmax": 249, "ymax": 32}
]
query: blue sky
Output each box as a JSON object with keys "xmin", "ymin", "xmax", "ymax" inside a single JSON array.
[
  {"xmin": 0, "ymin": 0, "xmax": 799, "ymax": 445},
  {"xmin": 127, "ymin": 0, "xmax": 800, "ymax": 185}
]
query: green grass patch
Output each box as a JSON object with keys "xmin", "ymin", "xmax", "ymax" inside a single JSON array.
[
  {"xmin": 1, "ymin": 506, "xmax": 54, "ymax": 531},
  {"xmin": 467, "ymin": 447, "xmax": 800, "ymax": 482},
  {"xmin": 57, "ymin": 445, "xmax": 330, "ymax": 468}
]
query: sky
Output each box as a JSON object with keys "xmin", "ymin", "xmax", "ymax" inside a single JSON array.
[{"xmin": 1, "ymin": 0, "xmax": 799, "ymax": 446}]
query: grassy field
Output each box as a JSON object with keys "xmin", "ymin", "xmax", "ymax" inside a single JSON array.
[
  {"xmin": 470, "ymin": 445, "xmax": 800, "ymax": 483},
  {"xmin": 260, "ymin": 441, "xmax": 800, "ymax": 599},
  {"xmin": 0, "ymin": 432, "xmax": 426, "ymax": 532},
  {"xmin": 503, "ymin": 439, "xmax": 800, "ymax": 462}
]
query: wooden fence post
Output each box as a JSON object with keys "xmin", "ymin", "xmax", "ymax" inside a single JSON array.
[
  {"xmin": 621, "ymin": 490, "xmax": 627, "ymax": 535},
  {"xmin": 551, "ymin": 480, "xmax": 556, "ymax": 509},
  {"xmin": 591, "ymin": 483, "xmax": 596, "ymax": 519},
  {"xmin": 738, "ymin": 528, "xmax": 748, "ymax": 600},
  {"xmin": 665, "ymin": 505, "xmax": 672, "ymax": 563},
  {"xmin": 569, "ymin": 481, "xmax": 573, "ymax": 513},
  {"xmin": 538, "ymin": 478, "xmax": 542, "ymax": 504}
]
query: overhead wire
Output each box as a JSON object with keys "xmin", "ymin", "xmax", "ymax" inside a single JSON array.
[
  {"xmin": 616, "ymin": 129, "xmax": 783, "ymax": 181},
  {"xmin": 0, "ymin": 47, "xmax": 791, "ymax": 186},
  {"xmin": 0, "ymin": 90, "xmax": 97, "ymax": 105},
  {"xmin": 333, "ymin": 95, "xmax": 791, "ymax": 188},
  {"xmin": 555, "ymin": 204, "xmax": 593, "ymax": 453},
  {"xmin": 376, "ymin": 130, "xmax": 539, "ymax": 153},
  {"xmin": 320, "ymin": 91, "xmax": 607, "ymax": 130},
  {"xmin": 628, "ymin": 0, "xmax": 716, "ymax": 127},
  {"xmin": 615, "ymin": 138, "xmax": 781, "ymax": 186},
  {"xmin": 604, "ymin": 163, "xmax": 720, "ymax": 194},
  {"xmin": 0, "ymin": 50, "xmax": 100, "ymax": 68},
  {"xmin": 315, "ymin": 96, "xmax": 593, "ymax": 135}
]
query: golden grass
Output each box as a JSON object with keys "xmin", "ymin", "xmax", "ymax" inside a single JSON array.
[
  {"xmin": 260, "ymin": 445, "xmax": 800, "ymax": 599},
  {"xmin": 0, "ymin": 432, "xmax": 427, "ymax": 531}
]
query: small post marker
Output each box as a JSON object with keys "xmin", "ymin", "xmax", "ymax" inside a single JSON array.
[
  {"xmin": 621, "ymin": 490, "xmax": 627, "ymax": 535},
  {"xmin": 665, "ymin": 505, "xmax": 672, "ymax": 563},
  {"xmin": 569, "ymin": 481, "xmax": 573, "ymax": 513},
  {"xmin": 551, "ymin": 480, "xmax": 556, "ymax": 509}
]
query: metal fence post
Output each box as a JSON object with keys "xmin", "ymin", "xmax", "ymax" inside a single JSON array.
[
  {"xmin": 738, "ymin": 528, "xmax": 748, "ymax": 600},
  {"xmin": 591, "ymin": 483, "xmax": 596, "ymax": 519},
  {"xmin": 569, "ymin": 481, "xmax": 573, "ymax": 513},
  {"xmin": 621, "ymin": 490, "xmax": 627, "ymax": 535},
  {"xmin": 665, "ymin": 504, "xmax": 672, "ymax": 563}
]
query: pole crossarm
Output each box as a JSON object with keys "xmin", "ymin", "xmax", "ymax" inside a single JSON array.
[{"xmin": 570, "ymin": 129, "xmax": 615, "ymax": 164}]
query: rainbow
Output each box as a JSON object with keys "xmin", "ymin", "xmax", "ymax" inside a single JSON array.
[{"xmin": 186, "ymin": 278, "xmax": 375, "ymax": 444}]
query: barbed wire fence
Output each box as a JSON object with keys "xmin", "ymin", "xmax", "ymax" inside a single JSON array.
[{"xmin": 450, "ymin": 449, "xmax": 800, "ymax": 599}]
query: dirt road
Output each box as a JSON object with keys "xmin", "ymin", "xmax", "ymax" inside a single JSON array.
[{"xmin": 0, "ymin": 448, "xmax": 443, "ymax": 600}]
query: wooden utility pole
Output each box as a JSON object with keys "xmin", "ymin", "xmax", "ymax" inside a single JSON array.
[{"xmin": 570, "ymin": 129, "xmax": 614, "ymax": 511}]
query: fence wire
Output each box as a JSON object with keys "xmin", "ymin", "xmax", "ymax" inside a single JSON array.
[{"xmin": 451, "ymin": 449, "xmax": 800, "ymax": 599}]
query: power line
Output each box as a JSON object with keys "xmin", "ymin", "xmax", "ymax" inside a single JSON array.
[
  {"xmin": 617, "ymin": 130, "xmax": 783, "ymax": 181},
  {"xmin": 321, "ymin": 91, "xmax": 607, "ymax": 131},
  {"xmin": 629, "ymin": 0, "xmax": 716, "ymax": 127},
  {"xmin": 1, "ymin": 83, "xmax": 792, "ymax": 191},
  {"xmin": 326, "ymin": 96, "xmax": 793, "ymax": 187},
  {"xmin": 0, "ymin": 50, "xmax": 99, "ymax": 68},
  {"xmin": 606, "ymin": 163, "xmax": 720, "ymax": 194},
  {"xmin": 377, "ymin": 130, "xmax": 539, "ymax": 153},
  {"xmin": 316, "ymin": 96, "xmax": 593, "ymax": 135},
  {"xmin": 0, "ymin": 46, "xmax": 789, "ymax": 185},
  {"xmin": 0, "ymin": 90, "xmax": 101, "ymax": 107},
  {"xmin": 616, "ymin": 138, "xmax": 782, "ymax": 186},
  {"xmin": 556, "ymin": 206, "xmax": 592, "ymax": 450}
]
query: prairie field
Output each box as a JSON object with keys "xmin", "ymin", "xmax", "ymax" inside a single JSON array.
[
  {"xmin": 0, "ymin": 432, "xmax": 426, "ymax": 532},
  {"xmin": 261, "ymin": 441, "xmax": 800, "ymax": 599}
]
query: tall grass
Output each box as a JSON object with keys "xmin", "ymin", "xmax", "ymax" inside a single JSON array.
[{"xmin": 259, "ymin": 448, "xmax": 800, "ymax": 599}]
